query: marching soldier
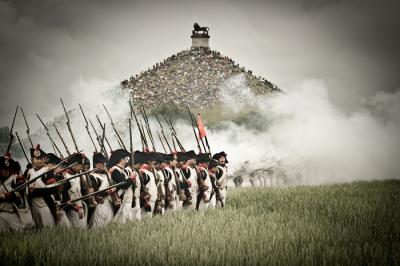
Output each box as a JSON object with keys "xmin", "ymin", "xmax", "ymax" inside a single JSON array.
[
  {"xmin": 196, "ymin": 153, "xmax": 212, "ymax": 210},
  {"xmin": 43, "ymin": 153, "xmax": 69, "ymax": 227},
  {"xmin": 44, "ymin": 153, "xmax": 72, "ymax": 228},
  {"xmin": 64, "ymin": 153, "xmax": 87, "ymax": 228},
  {"xmin": 27, "ymin": 145, "xmax": 57, "ymax": 228},
  {"xmin": 212, "ymin": 152, "xmax": 229, "ymax": 207},
  {"xmin": 175, "ymin": 152, "xmax": 189, "ymax": 209},
  {"xmin": 180, "ymin": 150, "xmax": 198, "ymax": 210},
  {"xmin": 161, "ymin": 153, "xmax": 177, "ymax": 212},
  {"xmin": 89, "ymin": 152, "xmax": 115, "ymax": 228},
  {"xmin": 207, "ymin": 159, "xmax": 220, "ymax": 208},
  {"xmin": 153, "ymin": 152, "xmax": 166, "ymax": 215},
  {"xmin": 139, "ymin": 152, "xmax": 157, "ymax": 219},
  {"xmin": 126, "ymin": 152, "xmax": 142, "ymax": 221},
  {"xmin": 82, "ymin": 156, "xmax": 97, "ymax": 223},
  {"xmin": 0, "ymin": 154, "xmax": 34, "ymax": 231},
  {"xmin": 109, "ymin": 149, "xmax": 136, "ymax": 224}
]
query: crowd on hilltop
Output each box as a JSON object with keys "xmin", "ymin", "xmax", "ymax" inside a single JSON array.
[{"xmin": 120, "ymin": 48, "xmax": 279, "ymax": 109}]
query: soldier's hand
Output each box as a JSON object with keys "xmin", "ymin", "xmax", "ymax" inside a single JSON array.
[{"xmin": 95, "ymin": 195, "xmax": 104, "ymax": 204}]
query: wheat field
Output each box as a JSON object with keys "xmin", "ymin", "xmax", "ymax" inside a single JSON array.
[{"xmin": 1, "ymin": 180, "xmax": 399, "ymax": 265}]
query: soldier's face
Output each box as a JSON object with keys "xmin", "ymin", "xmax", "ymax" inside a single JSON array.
[
  {"xmin": 32, "ymin": 157, "xmax": 45, "ymax": 168},
  {"xmin": 72, "ymin": 164, "xmax": 83, "ymax": 173},
  {"xmin": 218, "ymin": 156, "xmax": 226, "ymax": 164},
  {"xmin": 96, "ymin": 163, "xmax": 105, "ymax": 170},
  {"xmin": 119, "ymin": 159, "xmax": 127, "ymax": 167}
]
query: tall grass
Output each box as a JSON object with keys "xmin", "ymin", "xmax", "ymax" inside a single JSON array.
[{"xmin": 1, "ymin": 180, "xmax": 399, "ymax": 265}]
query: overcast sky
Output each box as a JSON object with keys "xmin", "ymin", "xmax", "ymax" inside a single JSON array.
[{"xmin": 1, "ymin": 0, "xmax": 399, "ymax": 128}]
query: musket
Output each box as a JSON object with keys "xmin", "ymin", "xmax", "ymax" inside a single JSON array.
[
  {"xmin": 102, "ymin": 104, "xmax": 127, "ymax": 150},
  {"xmin": 139, "ymin": 119, "xmax": 150, "ymax": 151},
  {"xmin": 162, "ymin": 114, "xmax": 184, "ymax": 151},
  {"xmin": 167, "ymin": 115, "xmax": 185, "ymax": 151},
  {"xmin": 79, "ymin": 104, "xmax": 98, "ymax": 152},
  {"xmin": 90, "ymin": 118, "xmax": 108, "ymax": 156},
  {"xmin": 187, "ymin": 106, "xmax": 203, "ymax": 153},
  {"xmin": 171, "ymin": 134, "xmax": 177, "ymax": 152},
  {"xmin": 45, "ymin": 169, "xmax": 94, "ymax": 189},
  {"xmin": 60, "ymin": 98, "xmax": 79, "ymax": 152},
  {"xmin": 12, "ymin": 152, "xmax": 82, "ymax": 192},
  {"xmin": 96, "ymin": 115, "xmax": 113, "ymax": 152},
  {"xmin": 187, "ymin": 106, "xmax": 207, "ymax": 153},
  {"xmin": 129, "ymin": 102, "xmax": 147, "ymax": 151},
  {"xmin": 155, "ymin": 114, "xmax": 173, "ymax": 153},
  {"xmin": 36, "ymin": 114, "xmax": 63, "ymax": 158},
  {"xmin": 100, "ymin": 123, "xmax": 108, "ymax": 158},
  {"xmin": 157, "ymin": 131, "xmax": 168, "ymax": 153},
  {"xmin": 6, "ymin": 106, "xmax": 18, "ymax": 154},
  {"xmin": 54, "ymin": 124, "xmax": 71, "ymax": 156},
  {"xmin": 209, "ymin": 174, "xmax": 224, "ymax": 208},
  {"xmin": 129, "ymin": 119, "xmax": 134, "ymax": 163},
  {"xmin": 59, "ymin": 181, "xmax": 125, "ymax": 207},
  {"xmin": 20, "ymin": 107, "xmax": 34, "ymax": 148},
  {"xmin": 140, "ymin": 107, "xmax": 156, "ymax": 151},
  {"xmin": 15, "ymin": 131, "xmax": 29, "ymax": 164}
]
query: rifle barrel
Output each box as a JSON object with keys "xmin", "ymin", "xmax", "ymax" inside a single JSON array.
[
  {"xmin": 96, "ymin": 115, "xmax": 113, "ymax": 152},
  {"xmin": 20, "ymin": 107, "xmax": 34, "ymax": 148},
  {"xmin": 15, "ymin": 132, "xmax": 29, "ymax": 164},
  {"xmin": 103, "ymin": 105, "xmax": 127, "ymax": 150},
  {"xmin": 60, "ymin": 98, "xmax": 79, "ymax": 152},
  {"xmin": 6, "ymin": 106, "xmax": 19, "ymax": 153}
]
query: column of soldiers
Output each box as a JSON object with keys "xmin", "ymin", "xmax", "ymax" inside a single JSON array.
[{"xmin": 0, "ymin": 144, "xmax": 229, "ymax": 231}]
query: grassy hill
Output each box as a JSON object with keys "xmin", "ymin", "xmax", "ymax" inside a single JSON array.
[{"xmin": 1, "ymin": 180, "xmax": 399, "ymax": 265}]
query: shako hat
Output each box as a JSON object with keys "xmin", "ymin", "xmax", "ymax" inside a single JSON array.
[
  {"xmin": 109, "ymin": 149, "xmax": 130, "ymax": 166},
  {"xmin": 93, "ymin": 152, "xmax": 108, "ymax": 165},
  {"xmin": 30, "ymin": 144, "xmax": 47, "ymax": 159},
  {"xmin": 212, "ymin": 151, "xmax": 228, "ymax": 163},
  {"xmin": 197, "ymin": 153, "xmax": 211, "ymax": 163}
]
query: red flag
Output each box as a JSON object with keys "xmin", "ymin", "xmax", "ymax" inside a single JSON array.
[{"xmin": 197, "ymin": 113, "xmax": 207, "ymax": 139}]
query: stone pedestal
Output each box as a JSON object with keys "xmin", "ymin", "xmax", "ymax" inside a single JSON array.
[{"xmin": 191, "ymin": 34, "xmax": 210, "ymax": 49}]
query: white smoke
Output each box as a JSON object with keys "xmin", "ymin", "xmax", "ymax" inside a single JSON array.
[{"xmin": 207, "ymin": 75, "xmax": 400, "ymax": 185}]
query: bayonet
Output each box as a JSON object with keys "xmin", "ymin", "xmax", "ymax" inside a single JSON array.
[
  {"xmin": 79, "ymin": 104, "xmax": 98, "ymax": 152},
  {"xmin": 6, "ymin": 106, "xmax": 18, "ymax": 154},
  {"xmin": 102, "ymin": 104, "xmax": 127, "ymax": 150},
  {"xmin": 20, "ymin": 107, "xmax": 33, "ymax": 148},
  {"xmin": 60, "ymin": 98, "xmax": 79, "ymax": 152}
]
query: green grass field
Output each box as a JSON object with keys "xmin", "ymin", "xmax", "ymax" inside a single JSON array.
[{"xmin": 1, "ymin": 180, "xmax": 399, "ymax": 265}]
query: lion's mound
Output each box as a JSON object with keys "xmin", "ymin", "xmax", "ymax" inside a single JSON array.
[{"xmin": 121, "ymin": 47, "xmax": 280, "ymax": 110}]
